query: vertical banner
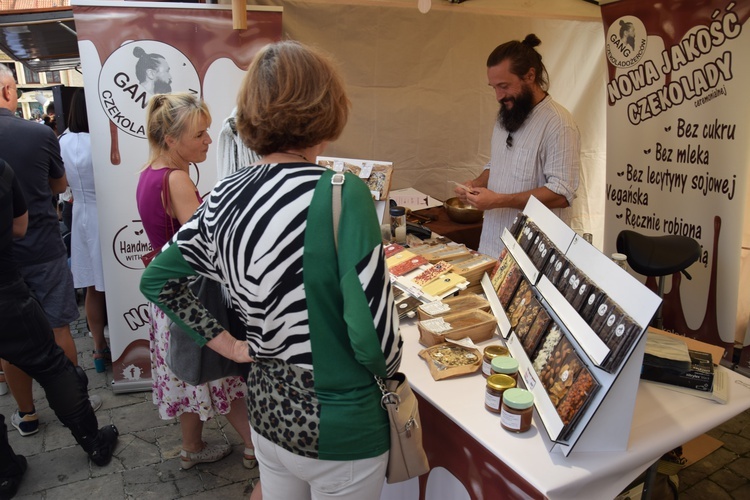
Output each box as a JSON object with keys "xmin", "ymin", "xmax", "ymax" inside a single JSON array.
[
  {"xmin": 600, "ymin": 1, "xmax": 750, "ymax": 365},
  {"xmin": 71, "ymin": 0, "xmax": 282, "ymax": 392}
]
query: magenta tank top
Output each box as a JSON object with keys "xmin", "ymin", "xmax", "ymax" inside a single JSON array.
[{"xmin": 136, "ymin": 166, "xmax": 200, "ymax": 249}]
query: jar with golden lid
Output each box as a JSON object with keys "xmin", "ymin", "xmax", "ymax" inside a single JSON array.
[
  {"xmin": 485, "ymin": 374, "xmax": 516, "ymax": 413},
  {"xmin": 500, "ymin": 388, "xmax": 534, "ymax": 433},
  {"xmin": 491, "ymin": 355, "xmax": 519, "ymax": 382},
  {"xmin": 482, "ymin": 345, "xmax": 509, "ymax": 378}
]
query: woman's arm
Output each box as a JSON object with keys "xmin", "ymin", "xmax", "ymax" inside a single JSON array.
[
  {"xmin": 166, "ymin": 169, "xmax": 201, "ymax": 225},
  {"xmin": 140, "ymin": 243, "xmax": 252, "ymax": 363}
]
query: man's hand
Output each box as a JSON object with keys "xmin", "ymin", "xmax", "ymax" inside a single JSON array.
[
  {"xmin": 465, "ymin": 187, "xmax": 502, "ymax": 211},
  {"xmin": 454, "ymin": 180, "xmax": 477, "ymax": 202}
]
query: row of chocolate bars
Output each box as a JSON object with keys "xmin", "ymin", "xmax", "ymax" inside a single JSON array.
[
  {"xmin": 506, "ymin": 215, "xmax": 642, "ymax": 373},
  {"xmin": 490, "ymin": 256, "xmax": 600, "ymax": 437}
]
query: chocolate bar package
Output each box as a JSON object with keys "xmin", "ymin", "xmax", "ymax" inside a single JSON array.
[
  {"xmin": 420, "ymin": 272, "xmax": 466, "ymax": 297},
  {"xmin": 578, "ymin": 284, "xmax": 605, "ymax": 324},
  {"xmin": 556, "ymin": 365, "xmax": 599, "ymax": 427},
  {"xmin": 506, "ymin": 279, "xmax": 532, "ymax": 320},
  {"xmin": 562, "ymin": 266, "xmax": 585, "ymax": 306},
  {"xmin": 395, "ymin": 295, "xmax": 422, "ymax": 319},
  {"xmin": 490, "ymin": 248, "xmax": 514, "ymax": 291},
  {"xmin": 519, "ymin": 220, "xmax": 540, "ymax": 253},
  {"xmin": 528, "ymin": 233, "xmax": 542, "ymax": 261},
  {"xmin": 539, "ymin": 334, "xmax": 575, "ymax": 391},
  {"xmin": 598, "ymin": 306, "xmax": 628, "ymax": 351},
  {"xmin": 588, "ymin": 296, "xmax": 616, "ymax": 334},
  {"xmin": 522, "ymin": 307, "xmax": 551, "ymax": 356},
  {"xmin": 532, "ymin": 323, "xmax": 564, "ymax": 374},
  {"xmin": 383, "ymin": 243, "xmax": 406, "ymax": 258},
  {"xmin": 570, "ymin": 275, "xmax": 593, "ymax": 312},
  {"xmin": 412, "ymin": 261, "xmax": 452, "ymax": 287},
  {"xmin": 497, "ymin": 262, "xmax": 523, "ymax": 310},
  {"xmin": 528, "ymin": 233, "xmax": 552, "ymax": 271},
  {"xmin": 543, "ymin": 252, "xmax": 566, "ymax": 286},
  {"xmin": 514, "ymin": 296, "xmax": 543, "ymax": 341},
  {"xmin": 515, "ymin": 218, "xmax": 530, "ymax": 244},
  {"xmin": 555, "ymin": 262, "xmax": 578, "ymax": 297},
  {"xmin": 508, "ymin": 212, "xmax": 527, "ymax": 238},
  {"xmin": 389, "ymin": 255, "xmax": 428, "ymax": 277},
  {"xmin": 547, "ymin": 350, "xmax": 585, "ymax": 406},
  {"xmin": 533, "ymin": 236, "xmax": 556, "ymax": 273},
  {"xmin": 603, "ymin": 314, "xmax": 641, "ymax": 372}
]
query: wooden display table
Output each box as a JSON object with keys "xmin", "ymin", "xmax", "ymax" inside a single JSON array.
[{"xmin": 410, "ymin": 206, "xmax": 483, "ymax": 251}]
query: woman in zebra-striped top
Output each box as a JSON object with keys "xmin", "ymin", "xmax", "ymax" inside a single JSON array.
[{"xmin": 141, "ymin": 41, "xmax": 402, "ymax": 499}]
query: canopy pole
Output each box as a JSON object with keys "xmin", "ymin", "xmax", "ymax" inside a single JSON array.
[{"xmin": 232, "ymin": 0, "xmax": 247, "ymax": 30}]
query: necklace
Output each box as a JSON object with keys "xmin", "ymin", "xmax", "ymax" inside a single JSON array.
[{"xmin": 280, "ymin": 151, "xmax": 311, "ymax": 163}]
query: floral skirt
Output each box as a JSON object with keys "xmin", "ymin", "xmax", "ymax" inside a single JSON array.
[{"xmin": 149, "ymin": 302, "xmax": 247, "ymax": 421}]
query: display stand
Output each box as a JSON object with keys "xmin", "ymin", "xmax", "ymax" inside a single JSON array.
[{"xmin": 481, "ymin": 197, "xmax": 661, "ymax": 456}]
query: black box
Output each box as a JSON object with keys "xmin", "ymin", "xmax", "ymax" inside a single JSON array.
[{"xmin": 640, "ymin": 349, "xmax": 714, "ymax": 392}]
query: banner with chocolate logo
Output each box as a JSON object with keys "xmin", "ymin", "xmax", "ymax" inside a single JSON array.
[
  {"xmin": 600, "ymin": 0, "xmax": 750, "ymax": 366},
  {"xmin": 72, "ymin": 0, "xmax": 282, "ymax": 391}
]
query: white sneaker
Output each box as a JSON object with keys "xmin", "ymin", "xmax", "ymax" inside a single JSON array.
[
  {"xmin": 89, "ymin": 394, "xmax": 103, "ymax": 412},
  {"xmin": 11, "ymin": 410, "xmax": 39, "ymax": 436}
]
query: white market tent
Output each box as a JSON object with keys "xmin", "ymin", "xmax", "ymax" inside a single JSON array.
[{"xmin": 247, "ymin": 0, "xmax": 608, "ymax": 245}]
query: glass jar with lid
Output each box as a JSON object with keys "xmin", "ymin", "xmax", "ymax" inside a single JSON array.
[
  {"xmin": 491, "ymin": 355, "xmax": 519, "ymax": 382},
  {"xmin": 390, "ymin": 206, "xmax": 407, "ymax": 244},
  {"xmin": 611, "ymin": 252, "xmax": 628, "ymax": 271},
  {"xmin": 500, "ymin": 388, "xmax": 534, "ymax": 433},
  {"xmin": 482, "ymin": 345, "xmax": 509, "ymax": 378},
  {"xmin": 485, "ymin": 374, "xmax": 516, "ymax": 413}
]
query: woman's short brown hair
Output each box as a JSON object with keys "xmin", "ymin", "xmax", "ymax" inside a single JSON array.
[{"xmin": 235, "ymin": 41, "xmax": 350, "ymax": 156}]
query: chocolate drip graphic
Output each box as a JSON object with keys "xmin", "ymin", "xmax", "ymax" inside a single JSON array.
[
  {"xmin": 109, "ymin": 120, "xmax": 120, "ymax": 165},
  {"xmin": 112, "ymin": 338, "xmax": 152, "ymax": 382},
  {"xmin": 647, "ymin": 216, "xmax": 732, "ymax": 360}
]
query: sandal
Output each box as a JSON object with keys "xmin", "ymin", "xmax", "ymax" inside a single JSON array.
[
  {"xmin": 243, "ymin": 446, "xmax": 257, "ymax": 469},
  {"xmin": 180, "ymin": 442, "xmax": 231, "ymax": 469},
  {"xmin": 92, "ymin": 348, "xmax": 112, "ymax": 373}
]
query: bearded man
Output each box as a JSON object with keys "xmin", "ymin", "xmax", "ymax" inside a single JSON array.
[{"xmin": 456, "ymin": 34, "xmax": 580, "ymax": 258}]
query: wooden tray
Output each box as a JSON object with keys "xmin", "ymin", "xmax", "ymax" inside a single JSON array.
[
  {"xmin": 417, "ymin": 309, "xmax": 498, "ymax": 347},
  {"xmin": 417, "ymin": 293, "xmax": 491, "ymax": 320}
]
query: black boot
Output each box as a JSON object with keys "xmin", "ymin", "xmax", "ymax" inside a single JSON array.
[
  {"xmin": 61, "ymin": 407, "xmax": 119, "ymax": 466},
  {"xmin": 0, "ymin": 415, "xmax": 27, "ymax": 499}
]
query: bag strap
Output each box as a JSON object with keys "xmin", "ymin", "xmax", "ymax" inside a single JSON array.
[
  {"xmin": 162, "ymin": 168, "xmax": 176, "ymax": 240},
  {"xmin": 330, "ymin": 169, "xmax": 398, "ymax": 405},
  {"xmin": 376, "ymin": 374, "xmax": 400, "ymax": 409},
  {"xmin": 331, "ymin": 171, "xmax": 345, "ymax": 251}
]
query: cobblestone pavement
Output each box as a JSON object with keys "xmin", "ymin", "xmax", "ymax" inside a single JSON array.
[
  {"xmin": 1, "ymin": 315, "xmax": 259, "ymax": 499},
  {"xmin": 2, "ymin": 313, "xmax": 749, "ymax": 499},
  {"xmin": 677, "ymin": 405, "xmax": 750, "ymax": 500}
]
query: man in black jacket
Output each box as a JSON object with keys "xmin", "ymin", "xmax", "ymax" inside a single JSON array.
[{"xmin": 0, "ymin": 158, "xmax": 118, "ymax": 498}]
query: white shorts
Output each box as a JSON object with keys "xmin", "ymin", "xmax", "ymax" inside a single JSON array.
[{"xmin": 252, "ymin": 432, "xmax": 389, "ymax": 500}]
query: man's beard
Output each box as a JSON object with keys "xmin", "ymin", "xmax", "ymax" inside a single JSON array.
[
  {"xmin": 154, "ymin": 79, "xmax": 172, "ymax": 94},
  {"xmin": 497, "ymin": 84, "xmax": 534, "ymax": 133}
]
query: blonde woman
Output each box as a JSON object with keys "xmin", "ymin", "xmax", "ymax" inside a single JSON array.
[{"xmin": 135, "ymin": 93, "xmax": 255, "ymax": 470}]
